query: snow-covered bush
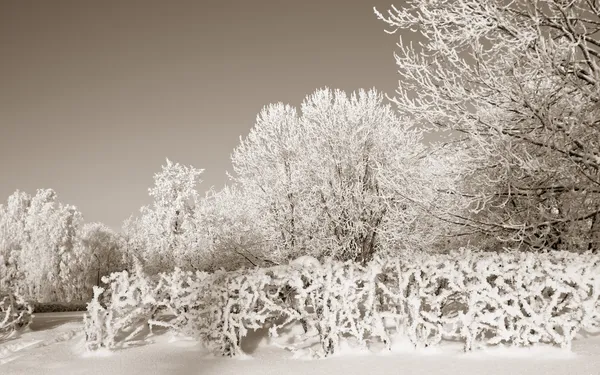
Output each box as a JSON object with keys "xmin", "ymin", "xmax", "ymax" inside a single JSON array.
[
  {"xmin": 156, "ymin": 267, "xmax": 296, "ymax": 356},
  {"xmin": 0, "ymin": 289, "xmax": 33, "ymax": 341},
  {"xmin": 158, "ymin": 269, "xmax": 242, "ymax": 355},
  {"xmin": 83, "ymin": 262, "xmax": 163, "ymax": 351},
  {"xmin": 375, "ymin": 250, "xmax": 600, "ymax": 351},
  {"xmin": 447, "ymin": 250, "xmax": 600, "ymax": 351},
  {"xmin": 271, "ymin": 258, "xmax": 390, "ymax": 356},
  {"xmin": 84, "ymin": 250, "xmax": 600, "ymax": 356}
]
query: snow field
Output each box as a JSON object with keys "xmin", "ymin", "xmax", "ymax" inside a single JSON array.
[{"xmin": 5, "ymin": 313, "xmax": 600, "ymax": 375}]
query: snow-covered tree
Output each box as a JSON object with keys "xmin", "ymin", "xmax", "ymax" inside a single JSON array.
[
  {"xmin": 376, "ymin": 0, "xmax": 600, "ymax": 252},
  {"xmin": 231, "ymin": 88, "xmax": 451, "ymax": 263},
  {"xmin": 0, "ymin": 191, "xmax": 31, "ymax": 291},
  {"xmin": 124, "ymin": 159, "xmax": 204, "ymax": 273},
  {"xmin": 0, "ymin": 189, "xmax": 85, "ymax": 301},
  {"xmin": 17, "ymin": 189, "xmax": 84, "ymax": 301},
  {"xmin": 197, "ymin": 186, "xmax": 274, "ymax": 270},
  {"xmin": 78, "ymin": 223, "xmax": 125, "ymax": 291},
  {"xmin": 230, "ymin": 102, "xmax": 308, "ymax": 262}
]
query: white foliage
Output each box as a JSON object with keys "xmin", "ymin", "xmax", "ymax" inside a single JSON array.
[
  {"xmin": 0, "ymin": 191, "xmax": 30, "ymax": 291},
  {"xmin": 123, "ymin": 159, "xmax": 204, "ymax": 273},
  {"xmin": 86, "ymin": 249, "xmax": 600, "ymax": 356},
  {"xmin": 0, "ymin": 289, "xmax": 33, "ymax": 341},
  {"xmin": 197, "ymin": 186, "xmax": 272, "ymax": 270},
  {"xmin": 375, "ymin": 0, "xmax": 600, "ymax": 251},
  {"xmin": 289, "ymin": 255, "xmax": 321, "ymax": 270},
  {"xmin": 83, "ymin": 261, "xmax": 162, "ymax": 351},
  {"xmin": 231, "ymin": 88, "xmax": 452, "ymax": 264},
  {"xmin": 0, "ymin": 189, "xmax": 84, "ymax": 302}
]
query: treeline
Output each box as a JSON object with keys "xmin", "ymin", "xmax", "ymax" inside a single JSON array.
[
  {"xmin": 0, "ymin": 90, "xmax": 456, "ymax": 302},
  {"xmin": 122, "ymin": 89, "xmax": 458, "ymax": 275},
  {"xmin": 2, "ymin": 0, "xmax": 600, "ymax": 303},
  {"xmin": 0, "ymin": 189, "xmax": 123, "ymax": 302}
]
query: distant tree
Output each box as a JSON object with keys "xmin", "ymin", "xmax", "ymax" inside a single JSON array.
[
  {"xmin": 198, "ymin": 185, "xmax": 273, "ymax": 270},
  {"xmin": 0, "ymin": 191, "xmax": 30, "ymax": 291},
  {"xmin": 124, "ymin": 159, "xmax": 204, "ymax": 273},
  {"xmin": 78, "ymin": 223, "xmax": 124, "ymax": 290},
  {"xmin": 21, "ymin": 189, "xmax": 84, "ymax": 301},
  {"xmin": 231, "ymin": 88, "xmax": 453, "ymax": 263},
  {"xmin": 121, "ymin": 215, "xmax": 143, "ymax": 271},
  {"xmin": 376, "ymin": 0, "xmax": 600, "ymax": 252},
  {"xmin": 0, "ymin": 189, "xmax": 85, "ymax": 301}
]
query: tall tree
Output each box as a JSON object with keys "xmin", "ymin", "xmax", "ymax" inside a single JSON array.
[
  {"xmin": 376, "ymin": 0, "xmax": 600, "ymax": 252},
  {"xmin": 231, "ymin": 88, "xmax": 451, "ymax": 263}
]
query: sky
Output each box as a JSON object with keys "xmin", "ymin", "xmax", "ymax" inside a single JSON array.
[{"xmin": 0, "ymin": 0, "xmax": 401, "ymax": 230}]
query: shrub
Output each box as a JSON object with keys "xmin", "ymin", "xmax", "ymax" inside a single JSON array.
[
  {"xmin": 83, "ymin": 262, "xmax": 163, "ymax": 351},
  {"xmin": 0, "ymin": 290, "xmax": 33, "ymax": 341},
  {"xmin": 83, "ymin": 249, "xmax": 600, "ymax": 356}
]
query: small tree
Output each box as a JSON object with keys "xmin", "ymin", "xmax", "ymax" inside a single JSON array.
[{"xmin": 124, "ymin": 159, "xmax": 204, "ymax": 273}]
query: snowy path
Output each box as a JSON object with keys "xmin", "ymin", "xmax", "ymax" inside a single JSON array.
[
  {"xmin": 0, "ymin": 312, "xmax": 83, "ymax": 365},
  {"xmin": 2, "ymin": 313, "xmax": 600, "ymax": 374}
]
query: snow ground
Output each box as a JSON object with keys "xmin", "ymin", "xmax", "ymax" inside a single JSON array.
[{"xmin": 2, "ymin": 313, "xmax": 600, "ymax": 375}]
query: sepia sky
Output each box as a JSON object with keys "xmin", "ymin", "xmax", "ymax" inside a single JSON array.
[{"xmin": 0, "ymin": 0, "xmax": 401, "ymax": 230}]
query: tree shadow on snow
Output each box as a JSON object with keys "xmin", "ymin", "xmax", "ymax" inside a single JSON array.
[
  {"xmin": 29, "ymin": 316, "xmax": 81, "ymax": 331},
  {"xmin": 576, "ymin": 329, "xmax": 600, "ymax": 339},
  {"xmin": 241, "ymin": 326, "xmax": 270, "ymax": 354},
  {"xmin": 108, "ymin": 320, "xmax": 172, "ymax": 351}
]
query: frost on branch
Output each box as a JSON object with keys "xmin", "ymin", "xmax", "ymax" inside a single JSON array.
[
  {"xmin": 123, "ymin": 159, "xmax": 205, "ymax": 274},
  {"xmin": 230, "ymin": 88, "xmax": 449, "ymax": 264},
  {"xmin": 83, "ymin": 262, "xmax": 162, "ymax": 351},
  {"xmin": 0, "ymin": 289, "xmax": 32, "ymax": 341},
  {"xmin": 84, "ymin": 250, "xmax": 600, "ymax": 356},
  {"xmin": 83, "ymin": 286, "xmax": 108, "ymax": 351},
  {"xmin": 375, "ymin": 0, "xmax": 600, "ymax": 252}
]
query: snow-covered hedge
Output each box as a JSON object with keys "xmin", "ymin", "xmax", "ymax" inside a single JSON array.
[
  {"xmin": 0, "ymin": 290, "xmax": 33, "ymax": 340},
  {"xmin": 375, "ymin": 250, "xmax": 598, "ymax": 351},
  {"xmin": 83, "ymin": 262, "xmax": 164, "ymax": 351},
  {"xmin": 84, "ymin": 250, "xmax": 600, "ymax": 356}
]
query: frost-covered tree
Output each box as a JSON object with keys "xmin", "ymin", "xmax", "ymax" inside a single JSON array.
[
  {"xmin": 78, "ymin": 223, "xmax": 124, "ymax": 290},
  {"xmin": 198, "ymin": 186, "xmax": 274, "ymax": 270},
  {"xmin": 18, "ymin": 189, "xmax": 84, "ymax": 301},
  {"xmin": 231, "ymin": 102, "xmax": 308, "ymax": 262},
  {"xmin": 0, "ymin": 191, "xmax": 31, "ymax": 291},
  {"xmin": 0, "ymin": 189, "xmax": 84, "ymax": 301},
  {"xmin": 124, "ymin": 159, "xmax": 204, "ymax": 273},
  {"xmin": 231, "ymin": 88, "xmax": 451, "ymax": 263},
  {"xmin": 376, "ymin": 0, "xmax": 600, "ymax": 252}
]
